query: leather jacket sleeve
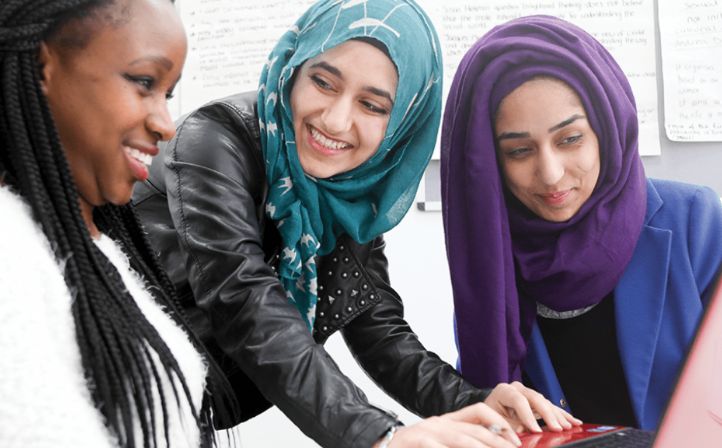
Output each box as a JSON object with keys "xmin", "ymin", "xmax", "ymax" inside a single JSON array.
[
  {"xmin": 135, "ymin": 94, "xmax": 398, "ymax": 448},
  {"xmin": 341, "ymin": 236, "xmax": 491, "ymax": 417}
]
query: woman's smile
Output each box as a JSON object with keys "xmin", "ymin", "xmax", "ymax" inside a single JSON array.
[
  {"xmin": 537, "ymin": 189, "xmax": 573, "ymax": 207},
  {"xmin": 123, "ymin": 142, "xmax": 159, "ymax": 182},
  {"xmin": 306, "ymin": 124, "xmax": 353, "ymax": 155}
]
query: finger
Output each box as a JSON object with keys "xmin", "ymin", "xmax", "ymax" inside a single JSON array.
[
  {"xmin": 560, "ymin": 407, "xmax": 583, "ymax": 426},
  {"xmin": 510, "ymin": 382, "xmax": 569, "ymax": 431},
  {"xmin": 390, "ymin": 424, "xmax": 449, "ymax": 448},
  {"xmin": 556, "ymin": 405, "xmax": 578, "ymax": 429},
  {"xmin": 445, "ymin": 404, "xmax": 521, "ymax": 446},
  {"xmin": 421, "ymin": 441, "xmax": 446, "ymax": 448},
  {"xmin": 530, "ymin": 397, "xmax": 570, "ymax": 431},
  {"xmin": 498, "ymin": 383, "xmax": 543, "ymax": 432},
  {"xmin": 550, "ymin": 405, "xmax": 573, "ymax": 430},
  {"xmin": 529, "ymin": 398, "xmax": 564, "ymax": 431},
  {"xmin": 442, "ymin": 421, "xmax": 520, "ymax": 448}
]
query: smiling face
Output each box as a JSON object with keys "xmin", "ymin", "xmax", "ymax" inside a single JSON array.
[
  {"xmin": 494, "ymin": 78, "xmax": 601, "ymax": 222},
  {"xmin": 40, "ymin": 0, "xmax": 186, "ymax": 221},
  {"xmin": 290, "ymin": 39, "xmax": 398, "ymax": 179}
]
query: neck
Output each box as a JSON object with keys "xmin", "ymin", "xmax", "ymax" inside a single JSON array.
[{"xmin": 78, "ymin": 197, "xmax": 100, "ymax": 239}]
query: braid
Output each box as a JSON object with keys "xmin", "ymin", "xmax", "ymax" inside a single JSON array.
[
  {"xmin": 0, "ymin": 1, "xmax": 238, "ymax": 445},
  {"xmin": 97, "ymin": 204, "xmax": 242, "ymax": 430}
]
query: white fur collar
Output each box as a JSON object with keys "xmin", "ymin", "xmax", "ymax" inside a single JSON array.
[{"xmin": 0, "ymin": 186, "xmax": 206, "ymax": 447}]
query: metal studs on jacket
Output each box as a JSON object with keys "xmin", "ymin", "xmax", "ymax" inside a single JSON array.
[{"xmin": 312, "ymin": 235, "xmax": 382, "ymax": 343}]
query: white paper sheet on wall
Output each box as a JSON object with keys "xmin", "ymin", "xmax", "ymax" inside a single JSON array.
[
  {"xmin": 658, "ymin": 1, "xmax": 722, "ymax": 142},
  {"xmin": 417, "ymin": 0, "xmax": 660, "ymax": 156},
  {"xmin": 176, "ymin": 0, "xmax": 315, "ymax": 115},
  {"xmin": 174, "ymin": 0, "xmax": 660, "ymax": 155}
]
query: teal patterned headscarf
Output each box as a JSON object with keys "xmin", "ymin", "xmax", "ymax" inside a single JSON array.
[{"xmin": 258, "ymin": 0, "xmax": 442, "ymax": 329}]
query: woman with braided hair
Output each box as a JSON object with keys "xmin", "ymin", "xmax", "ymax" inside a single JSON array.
[{"xmin": 0, "ymin": 0, "xmax": 238, "ymax": 446}]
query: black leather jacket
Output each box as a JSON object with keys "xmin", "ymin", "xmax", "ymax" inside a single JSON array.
[{"xmin": 132, "ymin": 92, "xmax": 488, "ymax": 448}]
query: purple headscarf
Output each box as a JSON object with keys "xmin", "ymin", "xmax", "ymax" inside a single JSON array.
[{"xmin": 441, "ymin": 15, "xmax": 647, "ymax": 388}]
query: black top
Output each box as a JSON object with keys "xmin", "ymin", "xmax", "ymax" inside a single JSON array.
[{"xmin": 537, "ymin": 293, "xmax": 638, "ymax": 427}]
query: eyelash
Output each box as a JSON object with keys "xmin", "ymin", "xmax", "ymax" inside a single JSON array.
[
  {"xmin": 311, "ymin": 74, "xmax": 332, "ymax": 91},
  {"xmin": 561, "ymin": 134, "xmax": 582, "ymax": 145},
  {"xmin": 310, "ymin": 74, "xmax": 389, "ymax": 116},
  {"xmin": 505, "ymin": 134, "xmax": 583, "ymax": 157},
  {"xmin": 125, "ymin": 74, "xmax": 154, "ymax": 91},
  {"xmin": 361, "ymin": 100, "xmax": 388, "ymax": 115},
  {"xmin": 125, "ymin": 74, "xmax": 175, "ymax": 100},
  {"xmin": 505, "ymin": 147, "xmax": 531, "ymax": 159}
]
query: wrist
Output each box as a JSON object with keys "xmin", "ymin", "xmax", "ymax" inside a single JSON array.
[{"xmin": 374, "ymin": 425, "xmax": 398, "ymax": 448}]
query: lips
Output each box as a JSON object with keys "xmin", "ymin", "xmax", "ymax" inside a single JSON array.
[
  {"xmin": 125, "ymin": 147, "xmax": 153, "ymax": 166},
  {"xmin": 123, "ymin": 142, "xmax": 158, "ymax": 182},
  {"xmin": 539, "ymin": 189, "xmax": 572, "ymax": 206},
  {"xmin": 307, "ymin": 124, "xmax": 352, "ymax": 155}
]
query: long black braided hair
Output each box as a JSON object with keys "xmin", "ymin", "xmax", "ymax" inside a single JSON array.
[{"xmin": 0, "ymin": 1, "xmax": 239, "ymax": 446}]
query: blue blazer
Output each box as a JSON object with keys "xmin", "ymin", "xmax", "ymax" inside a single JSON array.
[{"xmin": 524, "ymin": 179, "xmax": 722, "ymax": 430}]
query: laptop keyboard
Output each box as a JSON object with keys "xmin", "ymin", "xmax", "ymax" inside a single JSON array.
[{"xmin": 566, "ymin": 429, "xmax": 654, "ymax": 447}]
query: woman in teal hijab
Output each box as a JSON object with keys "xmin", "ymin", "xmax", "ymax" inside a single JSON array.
[
  {"xmin": 258, "ymin": 0, "xmax": 444, "ymax": 329},
  {"xmin": 133, "ymin": 1, "xmax": 578, "ymax": 447}
]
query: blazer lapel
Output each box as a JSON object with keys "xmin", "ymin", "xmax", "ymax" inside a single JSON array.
[{"xmin": 614, "ymin": 182, "xmax": 671, "ymax": 425}]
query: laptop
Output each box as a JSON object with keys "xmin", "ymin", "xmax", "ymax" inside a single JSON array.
[{"xmin": 519, "ymin": 272, "xmax": 722, "ymax": 447}]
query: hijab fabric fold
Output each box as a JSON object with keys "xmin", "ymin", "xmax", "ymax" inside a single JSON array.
[
  {"xmin": 441, "ymin": 15, "xmax": 646, "ymax": 388},
  {"xmin": 258, "ymin": 0, "xmax": 442, "ymax": 329}
]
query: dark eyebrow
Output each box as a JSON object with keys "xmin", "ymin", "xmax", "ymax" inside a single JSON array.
[
  {"xmin": 497, "ymin": 131, "xmax": 530, "ymax": 141},
  {"xmin": 310, "ymin": 61, "xmax": 394, "ymax": 105},
  {"xmin": 364, "ymin": 86, "xmax": 394, "ymax": 105},
  {"xmin": 310, "ymin": 61, "xmax": 342, "ymax": 78},
  {"xmin": 497, "ymin": 113, "xmax": 586, "ymax": 141},
  {"xmin": 129, "ymin": 56, "xmax": 174, "ymax": 71},
  {"xmin": 548, "ymin": 114, "xmax": 585, "ymax": 132}
]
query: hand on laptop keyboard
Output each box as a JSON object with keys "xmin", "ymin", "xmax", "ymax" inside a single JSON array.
[
  {"xmin": 372, "ymin": 402, "xmax": 523, "ymax": 448},
  {"xmin": 484, "ymin": 382, "xmax": 583, "ymax": 433}
]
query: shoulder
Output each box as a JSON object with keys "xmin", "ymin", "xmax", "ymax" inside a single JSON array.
[
  {"xmin": 0, "ymin": 186, "xmax": 71, "ymax": 307},
  {"xmin": 646, "ymin": 178, "xmax": 721, "ymax": 226},
  {"xmin": 0, "ymin": 186, "xmax": 54, "ymax": 264},
  {"xmin": 648, "ymin": 178, "xmax": 718, "ymax": 204},
  {"xmin": 175, "ymin": 91, "xmax": 260, "ymax": 156},
  {"xmin": 168, "ymin": 91, "xmax": 265, "ymax": 184}
]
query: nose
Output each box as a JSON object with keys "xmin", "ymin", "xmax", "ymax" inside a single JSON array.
[
  {"xmin": 537, "ymin": 145, "xmax": 565, "ymax": 186},
  {"xmin": 320, "ymin": 96, "xmax": 353, "ymax": 135},
  {"xmin": 146, "ymin": 98, "xmax": 176, "ymax": 142}
]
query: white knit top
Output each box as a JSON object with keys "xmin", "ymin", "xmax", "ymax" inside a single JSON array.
[{"xmin": 0, "ymin": 186, "xmax": 206, "ymax": 447}]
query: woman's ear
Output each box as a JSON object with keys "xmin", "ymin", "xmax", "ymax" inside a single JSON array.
[{"xmin": 37, "ymin": 42, "xmax": 54, "ymax": 95}]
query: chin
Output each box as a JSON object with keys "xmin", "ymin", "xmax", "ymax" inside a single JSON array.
[
  {"xmin": 306, "ymin": 169, "xmax": 335, "ymax": 179},
  {"xmin": 299, "ymin": 161, "xmax": 339, "ymax": 179},
  {"xmin": 107, "ymin": 189, "xmax": 134, "ymax": 207},
  {"xmin": 546, "ymin": 210, "xmax": 577, "ymax": 223}
]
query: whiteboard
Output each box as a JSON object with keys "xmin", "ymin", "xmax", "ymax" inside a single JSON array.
[
  {"xmin": 173, "ymin": 0, "xmax": 661, "ymax": 155},
  {"xmin": 658, "ymin": 1, "xmax": 722, "ymax": 142}
]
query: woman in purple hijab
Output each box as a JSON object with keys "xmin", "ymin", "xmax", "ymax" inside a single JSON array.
[{"xmin": 441, "ymin": 15, "xmax": 722, "ymax": 430}]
